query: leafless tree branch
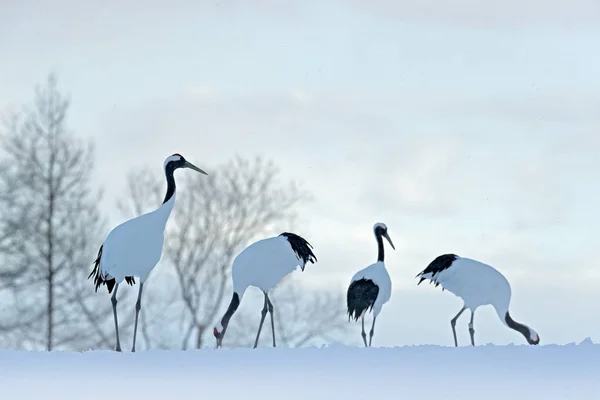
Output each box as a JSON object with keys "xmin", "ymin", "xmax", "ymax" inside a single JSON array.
[
  {"xmin": 0, "ymin": 74, "xmax": 116, "ymax": 350},
  {"xmin": 119, "ymin": 155, "xmax": 348, "ymax": 349}
]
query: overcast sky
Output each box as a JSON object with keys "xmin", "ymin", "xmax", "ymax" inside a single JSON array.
[{"xmin": 1, "ymin": 0, "xmax": 600, "ymax": 348}]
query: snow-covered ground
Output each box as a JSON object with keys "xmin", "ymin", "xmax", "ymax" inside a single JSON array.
[{"xmin": 1, "ymin": 340, "xmax": 599, "ymax": 399}]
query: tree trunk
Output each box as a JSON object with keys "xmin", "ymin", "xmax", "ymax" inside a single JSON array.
[
  {"xmin": 46, "ymin": 204, "xmax": 54, "ymax": 350},
  {"xmin": 47, "ymin": 263, "xmax": 53, "ymax": 351},
  {"xmin": 46, "ymin": 151, "xmax": 56, "ymax": 351}
]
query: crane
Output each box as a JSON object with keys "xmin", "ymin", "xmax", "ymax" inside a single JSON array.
[
  {"xmin": 88, "ymin": 153, "xmax": 207, "ymax": 352},
  {"xmin": 347, "ymin": 222, "xmax": 395, "ymax": 347},
  {"xmin": 213, "ymin": 232, "xmax": 317, "ymax": 349},
  {"xmin": 416, "ymin": 253, "xmax": 540, "ymax": 346}
]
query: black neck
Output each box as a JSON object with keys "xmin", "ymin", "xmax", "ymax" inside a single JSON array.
[
  {"xmin": 221, "ymin": 292, "xmax": 240, "ymax": 330},
  {"xmin": 162, "ymin": 164, "xmax": 176, "ymax": 204},
  {"xmin": 505, "ymin": 312, "xmax": 529, "ymax": 340},
  {"xmin": 376, "ymin": 233, "xmax": 385, "ymax": 262}
]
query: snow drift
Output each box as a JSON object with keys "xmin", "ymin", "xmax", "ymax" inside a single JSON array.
[{"xmin": 1, "ymin": 340, "xmax": 598, "ymax": 399}]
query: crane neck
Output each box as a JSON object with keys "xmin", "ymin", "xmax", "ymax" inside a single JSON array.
[
  {"xmin": 219, "ymin": 292, "xmax": 241, "ymax": 332},
  {"xmin": 505, "ymin": 312, "xmax": 530, "ymax": 340},
  {"xmin": 152, "ymin": 164, "xmax": 178, "ymax": 229},
  {"xmin": 376, "ymin": 233, "xmax": 385, "ymax": 262},
  {"xmin": 162, "ymin": 164, "xmax": 177, "ymax": 204},
  {"xmin": 155, "ymin": 192, "xmax": 176, "ymax": 227}
]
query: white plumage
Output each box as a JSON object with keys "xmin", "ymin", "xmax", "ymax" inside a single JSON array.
[
  {"xmin": 346, "ymin": 222, "xmax": 395, "ymax": 347},
  {"xmin": 416, "ymin": 254, "xmax": 540, "ymax": 346},
  {"xmin": 99, "ymin": 197, "xmax": 172, "ymax": 283},
  {"xmin": 89, "ymin": 153, "xmax": 207, "ymax": 352},
  {"xmin": 213, "ymin": 232, "xmax": 317, "ymax": 349},
  {"xmin": 349, "ymin": 261, "xmax": 392, "ymax": 318},
  {"xmin": 232, "ymin": 235, "xmax": 306, "ymax": 295}
]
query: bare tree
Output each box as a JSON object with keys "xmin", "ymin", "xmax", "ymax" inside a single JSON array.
[
  {"xmin": 0, "ymin": 74, "xmax": 115, "ymax": 350},
  {"xmin": 118, "ymin": 156, "xmax": 348, "ymax": 349}
]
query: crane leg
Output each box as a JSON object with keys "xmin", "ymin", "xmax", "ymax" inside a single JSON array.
[
  {"xmin": 111, "ymin": 283, "xmax": 121, "ymax": 352},
  {"xmin": 253, "ymin": 296, "xmax": 268, "ymax": 349},
  {"xmin": 469, "ymin": 310, "xmax": 475, "ymax": 347},
  {"xmin": 266, "ymin": 293, "xmax": 276, "ymax": 347},
  {"xmin": 131, "ymin": 282, "xmax": 144, "ymax": 352},
  {"xmin": 368, "ymin": 315, "xmax": 377, "ymax": 347},
  {"xmin": 450, "ymin": 306, "xmax": 466, "ymax": 347},
  {"xmin": 361, "ymin": 315, "xmax": 367, "ymax": 347}
]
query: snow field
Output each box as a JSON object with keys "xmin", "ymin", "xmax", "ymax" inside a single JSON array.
[{"xmin": 1, "ymin": 340, "xmax": 599, "ymax": 399}]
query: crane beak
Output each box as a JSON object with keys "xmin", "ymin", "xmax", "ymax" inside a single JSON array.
[
  {"xmin": 185, "ymin": 161, "xmax": 208, "ymax": 175},
  {"xmin": 383, "ymin": 232, "xmax": 395, "ymax": 250}
]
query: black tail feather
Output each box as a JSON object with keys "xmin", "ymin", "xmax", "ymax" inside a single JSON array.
[
  {"xmin": 88, "ymin": 245, "xmax": 106, "ymax": 293},
  {"xmin": 106, "ymin": 278, "xmax": 116, "ymax": 294},
  {"xmin": 347, "ymin": 278, "xmax": 379, "ymax": 321},
  {"xmin": 280, "ymin": 232, "xmax": 317, "ymax": 270},
  {"xmin": 415, "ymin": 253, "xmax": 458, "ymax": 286},
  {"xmin": 88, "ymin": 244, "xmax": 136, "ymax": 294}
]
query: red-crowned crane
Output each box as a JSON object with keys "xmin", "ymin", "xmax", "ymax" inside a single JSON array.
[
  {"xmin": 347, "ymin": 222, "xmax": 395, "ymax": 347},
  {"xmin": 88, "ymin": 153, "xmax": 207, "ymax": 352},
  {"xmin": 416, "ymin": 254, "xmax": 540, "ymax": 346},
  {"xmin": 213, "ymin": 232, "xmax": 317, "ymax": 349}
]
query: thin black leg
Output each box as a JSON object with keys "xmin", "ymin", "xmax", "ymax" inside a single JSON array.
[
  {"xmin": 266, "ymin": 294, "xmax": 276, "ymax": 347},
  {"xmin": 361, "ymin": 315, "xmax": 367, "ymax": 347},
  {"xmin": 131, "ymin": 282, "xmax": 144, "ymax": 352},
  {"xmin": 111, "ymin": 283, "xmax": 121, "ymax": 352},
  {"xmin": 451, "ymin": 306, "xmax": 466, "ymax": 347},
  {"xmin": 469, "ymin": 310, "xmax": 475, "ymax": 347},
  {"xmin": 368, "ymin": 316, "xmax": 377, "ymax": 347},
  {"xmin": 253, "ymin": 295, "xmax": 268, "ymax": 349}
]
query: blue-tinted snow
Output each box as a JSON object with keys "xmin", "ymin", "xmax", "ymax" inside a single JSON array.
[{"xmin": 0, "ymin": 341, "xmax": 598, "ymax": 399}]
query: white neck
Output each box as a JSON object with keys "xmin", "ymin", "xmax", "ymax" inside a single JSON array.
[
  {"xmin": 232, "ymin": 281, "xmax": 249, "ymax": 300},
  {"xmin": 153, "ymin": 191, "xmax": 176, "ymax": 230},
  {"xmin": 493, "ymin": 303, "xmax": 510, "ymax": 327}
]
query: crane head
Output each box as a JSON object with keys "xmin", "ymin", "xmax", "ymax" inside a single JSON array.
[
  {"xmin": 527, "ymin": 328, "xmax": 540, "ymax": 345},
  {"xmin": 213, "ymin": 324, "xmax": 225, "ymax": 348},
  {"xmin": 164, "ymin": 153, "xmax": 208, "ymax": 175},
  {"xmin": 374, "ymin": 222, "xmax": 395, "ymax": 250}
]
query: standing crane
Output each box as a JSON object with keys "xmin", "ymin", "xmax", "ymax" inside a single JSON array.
[
  {"xmin": 88, "ymin": 153, "xmax": 207, "ymax": 352},
  {"xmin": 347, "ymin": 222, "xmax": 395, "ymax": 347},
  {"xmin": 416, "ymin": 253, "xmax": 540, "ymax": 346},
  {"xmin": 213, "ymin": 232, "xmax": 317, "ymax": 349}
]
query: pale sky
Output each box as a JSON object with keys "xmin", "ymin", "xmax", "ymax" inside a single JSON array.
[{"xmin": 1, "ymin": 0, "xmax": 600, "ymax": 348}]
